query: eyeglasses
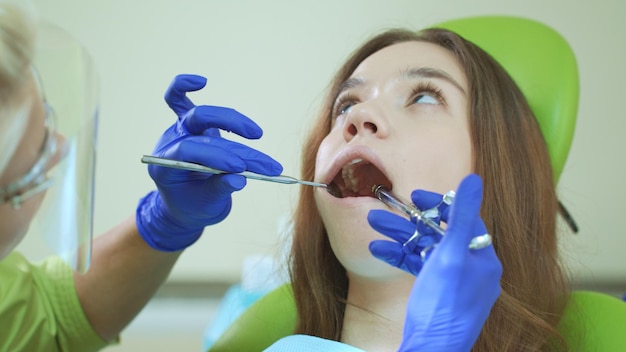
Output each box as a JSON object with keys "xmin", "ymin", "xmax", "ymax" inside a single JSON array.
[{"xmin": 0, "ymin": 102, "xmax": 58, "ymax": 209}]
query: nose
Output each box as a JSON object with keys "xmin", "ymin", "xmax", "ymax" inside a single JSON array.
[{"xmin": 341, "ymin": 102, "xmax": 388, "ymax": 142}]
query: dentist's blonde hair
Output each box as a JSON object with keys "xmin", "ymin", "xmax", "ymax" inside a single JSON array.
[{"xmin": 0, "ymin": 0, "xmax": 38, "ymax": 178}]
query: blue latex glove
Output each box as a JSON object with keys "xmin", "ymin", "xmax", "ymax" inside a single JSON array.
[
  {"xmin": 398, "ymin": 174, "xmax": 502, "ymax": 352},
  {"xmin": 136, "ymin": 74, "xmax": 283, "ymax": 251},
  {"xmin": 368, "ymin": 189, "xmax": 449, "ymax": 275}
]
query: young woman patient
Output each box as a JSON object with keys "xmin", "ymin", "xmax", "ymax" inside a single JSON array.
[{"xmin": 147, "ymin": 27, "xmax": 567, "ymax": 351}]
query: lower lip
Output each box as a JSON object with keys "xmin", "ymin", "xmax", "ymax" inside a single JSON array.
[{"xmin": 319, "ymin": 189, "xmax": 381, "ymax": 206}]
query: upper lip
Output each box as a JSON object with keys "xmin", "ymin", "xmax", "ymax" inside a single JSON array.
[{"xmin": 323, "ymin": 145, "xmax": 390, "ymax": 187}]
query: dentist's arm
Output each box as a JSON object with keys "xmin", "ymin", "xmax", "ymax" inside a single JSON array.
[
  {"xmin": 74, "ymin": 74, "xmax": 283, "ymax": 341},
  {"xmin": 74, "ymin": 218, "xmax": 179, "ymax": 342}
]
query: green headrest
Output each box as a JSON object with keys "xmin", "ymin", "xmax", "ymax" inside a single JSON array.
[
  {"xmin": 436, "ymin": 16, "xmax": 579, "ymax": 182},
  {"xmin": 559, "ymin": 291, "xmax": 626, "ymax": 350},
  {"xmin": 208, "ymin": 285, "xmax": 626, "ymax": 351}
]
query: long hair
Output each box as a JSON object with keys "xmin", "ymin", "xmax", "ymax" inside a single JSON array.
[{"xmin": 288, "ymin": 28, "xmax": 569, "ymax": 351}]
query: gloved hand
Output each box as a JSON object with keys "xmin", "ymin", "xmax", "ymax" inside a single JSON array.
[
  {"xmin": 397, "ymin": 174, "xmax": 502, "ymax": 352},
  {"xmin": 368, "ymin": 189, "xmax": 449, "ymax": 275},
  {"xmin": 136, "ymin": 74, "xmax": 283, "ymax": 251}
]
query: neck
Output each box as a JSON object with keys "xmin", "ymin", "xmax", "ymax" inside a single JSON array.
[{"xmin": 341, "ymin": 272, "xmax": 414, "ymax": 352}]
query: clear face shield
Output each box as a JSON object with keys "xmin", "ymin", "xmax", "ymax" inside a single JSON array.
[{"xmin": 25, "ymin": 22, "xmax": 99, "ymax": 273}]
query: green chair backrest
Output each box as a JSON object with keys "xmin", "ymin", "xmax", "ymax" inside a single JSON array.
[
  {"xmin": 558, "ymin": 291, "xmax": 626, "ymax": 351},
  {"xmin": 437, "ymin": 16, "xmax": 578, "ymax": 182},
  {"xmin": 208, "ymin": 285, "xmax": 626, "ymax": 351},
  {"xmin": 208, "ymin": 284, "xmax": 296, "ymax": 351},
  {"xmin": 208, "ymin": 15, "xmax": 583, "ymax": 351}
]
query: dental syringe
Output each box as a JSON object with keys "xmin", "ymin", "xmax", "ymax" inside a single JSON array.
[
  {"xmin": 371, "ymin": 185, "xmax": 492, "ymax": 250},
  {"xmin": 372, "ymin": 185, "xmax": 445, "ymax": 235}
]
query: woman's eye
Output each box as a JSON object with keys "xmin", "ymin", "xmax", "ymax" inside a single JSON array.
[
  {"xmin": 413, "ymin": 94, "xmax": 440, "ymax": 105},
  {"xmin": 340, "ymin": 103, "xmax": 354, "ymax": 115},
  {"xmin": 333, "ymin": 92, "xmax": 360, "ymax": 118},
  {"xmin": 409, "ymin": 82, "xmax": 444, "ymax": 106}
]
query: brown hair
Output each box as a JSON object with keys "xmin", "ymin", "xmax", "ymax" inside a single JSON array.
[{"xmin": 288, "ymin": 28, "xmax": 568, "ymax": 351}]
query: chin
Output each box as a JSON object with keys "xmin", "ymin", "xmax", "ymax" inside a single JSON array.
[{"xmin": 323, "ymin": 218, "xmax": 404, "ymax": 281}]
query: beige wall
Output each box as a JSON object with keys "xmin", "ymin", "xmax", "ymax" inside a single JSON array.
[{"xmin": 21, "ymin": 0, "xmax": 626, "ymax": 285}]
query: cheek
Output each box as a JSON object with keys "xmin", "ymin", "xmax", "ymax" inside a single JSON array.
[
  {"xmin": 397, "ymin": 127, "xmax": 472, "ymax": 194},
  {"xmin": 431, "ymin": 129, "xmax": 472, "ymax": 173},
  {"xmin": 441, "ymin": 128, "xmax": 473, "ymax": 174},
  {"xmin": 48, "ymin": 133, "xmax": 69, "ymax": 170},
  {"xmin": 314, "ymin": 136, "xmax": 337, "ymax": 180},
  {"xmin": 314, "ymin": 194, "xmax": 402, "ymax": 278}
]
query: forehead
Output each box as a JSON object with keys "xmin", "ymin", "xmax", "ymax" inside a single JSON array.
[{"xmin": 351, "ymin": 41, "xmax": 467, "ymax": 87}]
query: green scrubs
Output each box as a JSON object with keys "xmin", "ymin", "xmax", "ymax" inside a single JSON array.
[{"xmin": 0, "ymin": 252, "xmax": 109, "ymax": 351}]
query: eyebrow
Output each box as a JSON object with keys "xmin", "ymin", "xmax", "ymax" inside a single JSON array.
[
  {"xmin": 336, "ymin": 76, "xmax": 365, "ymax": 97},
  {"xmin": 335, "ymin": 66, "xmax": 467, "ymax": 99},
  {"xmin": 401, "ymin": 67, "xmax": 466, "ymax": 96}
]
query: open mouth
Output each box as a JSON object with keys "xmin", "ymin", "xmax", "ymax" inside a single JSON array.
[{"xmin": 326, "ymin": 159, "xmax": 392, "ymax": 198}]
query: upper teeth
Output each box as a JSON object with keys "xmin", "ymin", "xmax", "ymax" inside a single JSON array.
[{"xmin": 342, "ymin": 159, "xmax": 363, "ymax": 193}]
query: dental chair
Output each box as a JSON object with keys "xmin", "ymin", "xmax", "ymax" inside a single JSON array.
[{"xmin": 207, "ymin": 16, "xmax": 626, "ymax": 352}]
